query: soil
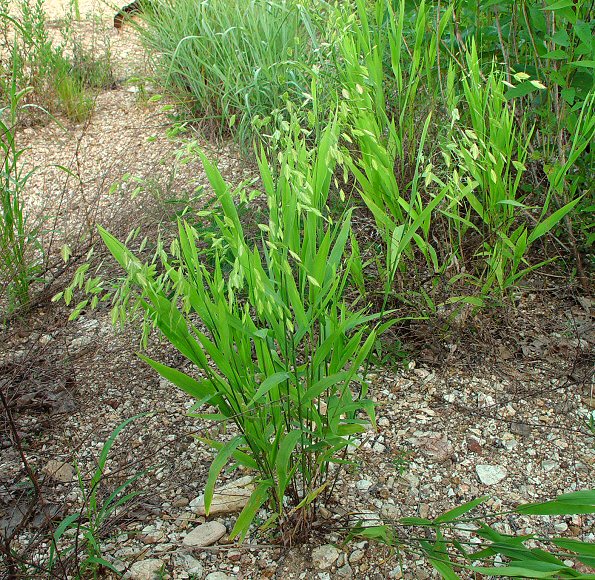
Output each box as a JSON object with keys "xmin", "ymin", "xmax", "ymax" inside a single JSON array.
[{"xmin": 1, "ymin": 5, "xmax": 594, "ymax": 580}]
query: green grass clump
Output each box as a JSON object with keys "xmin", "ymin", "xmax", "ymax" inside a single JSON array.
[{"xmin": 141, "ymin": 0, "xmax": 330, "ymax": 147}]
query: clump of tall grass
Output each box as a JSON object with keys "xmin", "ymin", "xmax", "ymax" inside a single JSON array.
[
  {"xmin": 0, "ymin": 75, "xmax": 39, "ymax": 315},
  {"xmin": 0, "ymin": 0, "xmax": 113, "ymax": 122},
  {"xmin": 98, "ymin": 119, "xmax": 381, "ymax": 541},
  {"xmin": 140, "ymin": 0, "xmax": 332, "ymax": 147}
]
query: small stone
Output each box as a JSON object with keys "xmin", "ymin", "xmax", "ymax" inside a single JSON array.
[
  {"xmin": 476, "ymin": 465, "xmax": 507, "ymax": 485},
  {"xmin": 467, "ymin": 437, "xmax": 482, "ymax": 453},
  {"xmin": 410, "ymin": 433, "xmax": 454, "ymax": 463},
  {"xmin": 349, "ymin": 549, "xmax": 365, "ymax": 563},
  {"xmin": 141, "ymin": 530, "xmax": 165, "ymax": 544},
  {"xmin": 183, "ymin": 521, "xmax": 226, "ymax": 548},
  {"xmin": 205, "ymin": 573, "xmax": 235, "ymax": 580},
  {"xmin": 190, "ymin": 477, "xmax": 254, "ymax": 516},
  {"xmin": 127, "ymin": 559, "xmax": 164, "ymax": 580},
  {"xmin": 356, "ymin": 479, "xmax": 373, "ymax": 492},
  {"xmin": 319, "ymin": 506, "xmax": 331, "ymax": 519},
  {"xmin": 178, "ymin": 553, "xmax": 203, "ymax": 575},
  {"xmin": 510, "ymin": 422, "xmax": 531, "ymax": 437},
  {"xmin": 554, "ymin": 522, "xmax": 568, "ymax": 532},
  {"xmin": 336, "ymin": 564, "xmax": 353, "ymax": 578},
  {"xmin": 172, "ymin": 497, "xmax": 189, "ymax": 508},
  {"xmin": 380, "ymin": 503, "xmax": 399, "ymax": 519},
  {"xmin": 312, "ymin": 544, "xmax": 340, "ymax": 569},
  {"xmin": 542, "ymin": 460, "xmax": 559, "ymax": 472},
  {"xmin": 42, "ymin": 460, "xmax": 75, "ymax": 483},
  {"xmin": 71, "ymin": 335, "xmax": 94, "ymax": 350}
]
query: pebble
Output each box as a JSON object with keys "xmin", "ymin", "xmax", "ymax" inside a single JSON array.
[
  {"xmin": 349, "ymin": 549, "xmax": 365, "ymax": 563},
  {"xmin": 311, "ymin": 544, "xmax": 340, "ymax": 569},
  {"xmin": 476, "ymin": 464, "xmax": 507, "ymax": 485},
  {"xmin": 356, "ymin": 479, "xmax": 373, "ymax": 492},
  {"xmin": 410, "ymin": 433, "xmax": 454, "ymax": 463},
  {"xmin": 127, "ymin": 559, "xmax": 164, "ymax": 580},
  {"xmin": 204, "ymin": 573, "xmax": 236, "ymax": 580},
  {"xmin": 542, "ymin": 460, "xmax": 559, "ymax": 472},
  {"xmin": 182, "ymin": 521, "xmax": 226, "ymax": 548},
  {"xmin": 190, "ymin": 477, "xmax": 254, "ymax": 516},
  {"xmin": 42, "ymin": 460, "xmax": 75, "ymax": 483}
]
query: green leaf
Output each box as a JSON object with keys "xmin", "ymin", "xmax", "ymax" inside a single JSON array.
[
  {"xmin": 528, "ymin": 197, "xmax": 582, "ymax": 243},
  {"xmin": 434, "ymin": 496, "xmax": 489, "ymax": 523},
  {"xmin": 247, "ymin": 372, "xmax": 291, "ymax": 407},
  {"xmin": 429, "ymin": 556, "xmax": 461, "ymax": 579},
  {"xmin": 275, "ymin": 430, "xmax": 302, "ymax": 495},
  {"xmin": 551, "ymin": 538, "xmax": 595, "ymax": 560},
  {"xmin": 543, "ymin": 0, "xmax": 575, "ymax": 10},
  {"xmin": 570, "ymin": 60, "xmax": 595, "ymax": 69},
  {"xmin": 204, "ymin": 436, "xmax": 244, "ymax": 516},
  {"xmin": 139, "ymin": 355, "xmax": 217, "ymax": 401},
  {"xmin": 574, "ymin": 21, "xmax": 593, "ymax": 48},
  {"xmin": 230, "ymin": 480, "xmax": 272, "ymax": 541}
]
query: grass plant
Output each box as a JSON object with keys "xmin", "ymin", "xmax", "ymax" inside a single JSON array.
[{"xmin": 98, "ymin": 120, "xmax": 381, "ymax": 541}]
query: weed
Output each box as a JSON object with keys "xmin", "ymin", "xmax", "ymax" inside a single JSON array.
[
  {"xmin": 0, "ymin": 70, "xmax": 40, "ymax": 315},
  {"xmin": 98, "ymin": 119, "xmax": 383, "ymax": 541},
  {"xmin": 351, "ymin": 489, "xmax": 595, "ymax": 578},
  {"xmin": 48, "ymin": 414, "xmax": 148, "ymax": 578}
]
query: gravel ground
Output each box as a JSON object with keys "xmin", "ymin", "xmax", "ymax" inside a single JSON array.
[{"xmin": 1, "ymin": 289, "xmax": 593, "ymax": 579}]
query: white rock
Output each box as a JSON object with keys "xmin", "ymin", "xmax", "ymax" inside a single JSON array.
[
  {"xmin": 373, "ymin": 442, "xmax": 387, "ymax": 453},
  {"xmin": 312, "ymin": 544, "xmax": 340, "ymax": 569},
  {"xmin": 42, "ymin": 460, "xmax": 75, "ymax": 483},
  {"xmin": 356, "ymin": 479, "xmax": 373, "ymax": 492},
  {"xmin": 205, "ymin": 573, "xmax": 235, "ymax": 580},
  {"xmin": 476, "ymin": 465, "xmax": 507, "ymax": 485},
  {"xmin": 349, "ymin": 549, "xmax": 365, "ymax": 563},
  {"xmin": 183, "ymin": 521, "xmax": 226, "ymax": 548},
  {"xmin": 127, "ymin": 559, "xmax": 164, "ymax": 580},
  {"xmin": 178, "ymin": 553, "xmax": 203, "ymax": 575},
  {"xmin": 190, "ymin": 477, "xmax": 254, "ymax": 516},
  {"xmin": 336, "ymin": 563, "xmax": 352, "ymax": 577},
  {"xmin": 542, "ymin": 460, "xmax": 559, "ymax": 472}
]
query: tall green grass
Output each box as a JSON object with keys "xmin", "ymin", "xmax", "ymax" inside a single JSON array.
[
  {"xmin": 140, "ymin": 0, "xmax": 331, "ymax": 147},
  {"xmin": 0, "ymin": 71, "xmax": 38, "ymax": 315}
]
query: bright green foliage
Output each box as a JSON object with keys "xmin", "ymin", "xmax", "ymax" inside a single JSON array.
[
  {"xmin": 99, "ymin": 122, "xmax": 380, "ymax": 540},
  {"xmin": 352, "ymin": 489, "xmax": 595, "ymax": 579}
]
